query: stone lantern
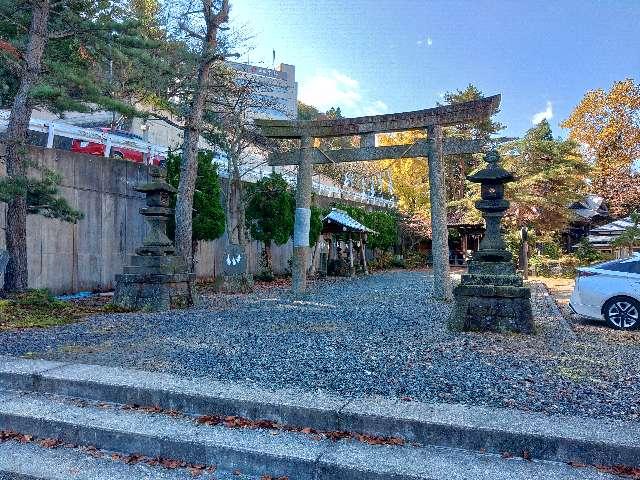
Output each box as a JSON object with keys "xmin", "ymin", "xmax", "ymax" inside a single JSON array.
[
  {"xmin": 449, "ymin": 150, "xmax": 533, "ymax": 333},
  {"xmin": 113, "ymin": 166, "xmax": 196, "ymax": 311}
]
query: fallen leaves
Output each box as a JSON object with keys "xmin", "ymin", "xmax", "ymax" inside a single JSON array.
[
  {"xmin": 0, "ymin": 430, "xmax": 218, "ymax": 477},
  {"xmin": 568, "ymin": 460, "xmax": 640, "ymax": 479},
  {"xmin": 122, "ymin": 403, "xmax": 183, "ymax": 418},
  {"xmin": 594, "ymin": 464, "xmax": 640, "ymax": 479},
  {"xmin": 195, "ymin": 413, "xmax": 406, "ymax": 446},
  {"xmin": 39, "ymin": 438, "xmax": 63, "ymax": 449}
]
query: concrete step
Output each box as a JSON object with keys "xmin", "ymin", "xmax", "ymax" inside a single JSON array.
[
  {"xmin": 1, "ymin": 356, "xmax": 639, "ymax": 469},
  {"xmin": 0, "ymin": 440, "xmax": 231, "ymax": 480},
  {"xmin": 0, "ymin": 389, "xmax": 618, "ymax": 480}
]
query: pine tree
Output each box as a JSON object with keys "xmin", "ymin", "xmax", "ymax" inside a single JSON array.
[
  {"xmin": 171, "ymin": 0, "xmax": 231, "ymax": 269},
  {"xmin": 165, "ymin": 150, "xmax": 226, "ymax": 269},
  {"xmin": 500, "ymin": 119, "xmax": 591, "ymax": 234},
  {"xmin": 440, "ymin": 84, "xmax": 505, "ymax": 222},
  {"xmin": 0, "ymin": 0, "xmax": 168, "ymax": 291}
]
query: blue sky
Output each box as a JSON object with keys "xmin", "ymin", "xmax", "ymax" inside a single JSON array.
[{"xmin": 230, "ymin": 1, "xmax": 639, "ymax": 138}]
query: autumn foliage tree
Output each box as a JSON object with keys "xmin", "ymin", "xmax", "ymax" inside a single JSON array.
[{"xmin": 562, "ymin": 78, "xmax": 640, "ymax": 217}]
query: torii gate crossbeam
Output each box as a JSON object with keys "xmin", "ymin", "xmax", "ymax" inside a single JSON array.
[{"xmin": 255, "ymin": 95, "xmax": 501, "ymax": 300}]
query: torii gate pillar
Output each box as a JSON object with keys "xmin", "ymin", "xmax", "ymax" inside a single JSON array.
[
  {"xmin": 292, "ymin": 136, "xmax": 314, "ymax": 293},
  {"xmin": 427, "ymin": 125, "xmax": 452, "ymax": 301}
]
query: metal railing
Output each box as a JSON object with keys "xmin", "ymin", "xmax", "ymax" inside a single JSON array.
[
  {"xmin": 0, "ymin": 113, "xmax": 395, "ymax": 208},
  {"xmin": 0, "ymin": 113, "xmax": 169, "ymax": 164}
]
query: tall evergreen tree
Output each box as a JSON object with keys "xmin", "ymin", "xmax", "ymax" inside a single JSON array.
[
  {"xmin": 166, "ymin": 150, "xmax": 225, "ymax": 269},
  {"xmin": 500, "ymin": 119, "xmax": 591, "ymax": 233},
  {"xmin": 245, "ymin": 173, "xmax": 295, "ymax": 275},
  {"xmin": 441, "ymin": 84, "xmax": 505, "ymax": 222}
]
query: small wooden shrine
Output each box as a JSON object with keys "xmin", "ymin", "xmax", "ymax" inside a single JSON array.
[{"xmin": 321, "ymin": 208, "xmax": 376, "ymax": 277}]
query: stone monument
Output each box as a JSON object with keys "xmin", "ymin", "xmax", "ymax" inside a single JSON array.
[
  {"xmin": 212, "ymin": 243, "xmax": 254, "ymax": 293},
  {"xmin": 450, "ymin": 150, "xmax": 534, "ymax": 333},
  {"xmin": 113, "ymin": 166, "xmax": 197, "ymax": 311}
]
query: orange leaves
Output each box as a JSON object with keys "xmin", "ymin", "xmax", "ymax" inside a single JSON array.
[
  {"xmin": 562, "ymin": 78, "xmax": 640, "ymax": 172},
  {"xmin": 0, "ymin": 40, "xmax": 22, "ymax": 60},
  {"xmin": 569, "ymin": 460, "xmax": 640, "ymax": 479},
  {"xmin": 39, "ymin": 437, "xmax": 63, "ymax": 449}
]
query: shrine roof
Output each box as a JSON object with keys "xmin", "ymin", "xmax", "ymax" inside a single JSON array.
[{"xmin": 323, "ymin": 208, "xmax": 377, "ymax": 234}]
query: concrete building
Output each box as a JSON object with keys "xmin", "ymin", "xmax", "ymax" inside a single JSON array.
[{"xmin": 226, "ymin": 62, "xmax": 298, "ymax": 120}]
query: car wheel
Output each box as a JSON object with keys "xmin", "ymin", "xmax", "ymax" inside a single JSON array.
[{"xmin": 603, "ymin": 297, "xmax": 640, "ymax": 330}]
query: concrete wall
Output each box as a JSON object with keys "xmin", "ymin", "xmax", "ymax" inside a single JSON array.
[
  {"xmin": 0, "ymin": 147, "xmax": 150, "ymax": 293},
  {"xmin": 0, "ymin": 147, "xmax": 319, "ymax": 293}
]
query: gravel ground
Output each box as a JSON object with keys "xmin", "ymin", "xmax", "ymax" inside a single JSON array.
[{"xmin": 1, "ymin": 270, "xmax": 639, "ymax": 422}]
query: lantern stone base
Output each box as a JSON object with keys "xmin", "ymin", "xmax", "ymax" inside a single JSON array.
[
  {"xmin": 113, "ymin": 255, "xmax": 197, "ymax": 311},
  {"xmin": 449, "ymin": 261, "xmax": 534, "ymax": 334}
]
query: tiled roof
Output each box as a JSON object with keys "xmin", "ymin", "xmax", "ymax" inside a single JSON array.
[{"xmin": 591, "ymin": 217, "xmax": 634, "ymax": 234}]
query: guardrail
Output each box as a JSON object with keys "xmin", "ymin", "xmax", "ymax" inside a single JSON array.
[
  {"xmin": 0, "ymin": 113, "xmax": 169, "ymax": 164},
  {"xmin": 0, "ymin": 113, "xmax": 395, "ymax": 208}
]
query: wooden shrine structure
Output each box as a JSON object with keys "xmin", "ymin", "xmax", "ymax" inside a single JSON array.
[{"xmin": 255, "ymin": 95, "xmax": 501, "ymax": 300}]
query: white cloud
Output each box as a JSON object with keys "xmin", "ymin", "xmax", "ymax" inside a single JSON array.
[
  {"xmin": 532, "ymin": 101, "xmax": 553, "ymax": 125},
  {"xmin": 363, "ymin": 100, "xmax": 389, "ymax": 116},
  {"xmin": 299, "ymin": 70, "xmax": 388, "ymax": 117},
  {"xmin": 427, "ymin": 36, "xmax": 433, "ymax": 46},
  {"xmin": 417, "ymin": 36, "xmax": 433, "ymax": 47}
]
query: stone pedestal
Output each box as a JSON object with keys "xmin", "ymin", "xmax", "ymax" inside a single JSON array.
[
  {"xmin": 113, "ymin": 167, "xmax": 196, "ymax": 311},
  {"xmin": 450, "ymin": 150, "xmax": 533, "ymax": 333},
  {"xmin": 450, "ymin": 261, "xmax": 533, "ymax": 333}
]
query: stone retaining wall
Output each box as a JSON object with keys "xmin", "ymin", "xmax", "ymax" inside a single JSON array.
[{"xmin": 0, "ymin": 147, "xmax": 319, "ymax": 293}]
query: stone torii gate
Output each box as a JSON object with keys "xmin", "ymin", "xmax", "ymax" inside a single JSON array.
[{"xmin": 255, "ymin": 95, "xmax": 500, "ymax": 299}]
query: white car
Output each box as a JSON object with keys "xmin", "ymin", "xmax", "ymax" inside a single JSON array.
[{"xmin": 569, "ymin": 254, "xmax": 640, "ymax": 330}]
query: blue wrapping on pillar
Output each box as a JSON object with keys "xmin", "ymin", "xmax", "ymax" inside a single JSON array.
[{"xmin": 293, "ymin": 207, "xmax": 311, "ymax": 247}]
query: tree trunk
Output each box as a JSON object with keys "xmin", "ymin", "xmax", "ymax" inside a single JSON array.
[
  {"xmin": 3, "ymin": 0, "xmax": 50, "ymax": 292},
  {"xmin": 174, "ymin": 0, "xmax": 229, "ymax": 270},
  {"xmin": 175, "ymin": 72, "xmax": 207, "ymax": 269},
  {"xmin": 191, "ymin": 239, "xmax": 199, "ymax": 274},
  {"xmin": 225, "ymin": 155, "xmax": 246, "ymax": 246},
  {"xmin": 264, "ymin": 240, "xmax": 272, "ymax": 273}
]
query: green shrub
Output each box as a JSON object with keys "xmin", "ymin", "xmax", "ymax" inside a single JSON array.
[
  {"xmin": 404, "ymin": 251, "xmax": 427, "ymax": 269},
  {"xmin": 574, "ymin": 238, "xmax": 603, "ymax": 265},
  {"xmin": 368, "ymin": 252, "xmax": 394, "ymax": 271},
  {"xmin": 529, "ymin": 254, "xmax": 580, "ymax": 278}
]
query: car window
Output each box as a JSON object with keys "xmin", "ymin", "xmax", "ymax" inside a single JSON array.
[
  {"xmin": 595, "ymin": 257, "xmax": 640, "ymax": 274},
  {"xmin": 114, "ymin": 131, "xmax": 143, "ymax": 140}
]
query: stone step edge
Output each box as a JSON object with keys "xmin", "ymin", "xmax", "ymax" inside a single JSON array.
[
  {"xmin": 1, "ymin": 355, "xmax": 639, "ymax": 468},
  {"xmin": 0, "ymin": 391, "xmax": 616, "ymax": 480},
  {"xmin": 0, "ymin": 438, "xmax": 227, "ymax": 480}
]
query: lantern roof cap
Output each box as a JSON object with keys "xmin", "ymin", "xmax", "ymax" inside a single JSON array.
[
  {"xmin": 467, "ymin": 150, "xmax": 514, "ymax": 184},
  {"xmin": 134, "ymin": 166, "xmax": 177, "ymax": 194}
]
